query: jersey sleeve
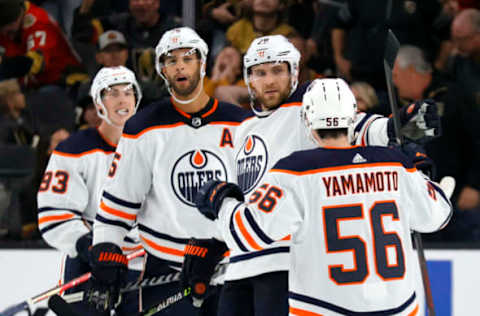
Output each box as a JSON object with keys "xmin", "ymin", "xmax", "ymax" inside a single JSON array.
[
  {"xmin": 93, "ymin": 135, "xmax": 153, "ymax": 247},
  {"xmin": 403, "ymin": 170, "xmax": 453, "ymax": 233},
  {"xmin": 218, "ymin": 172, "xmax": 304, "ymax": 252},
  {"xmin": 353, "ymin": 112, "xmax": 390, "ymax": 146},
  {"xmin": 37, "ymin": 153, "xmax": 90, "ymax": 257}
]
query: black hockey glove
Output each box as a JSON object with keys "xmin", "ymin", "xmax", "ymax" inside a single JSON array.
[
  {"xmin": 86, "ymin": 243, "xmax": 127, "ymax": 311},
  {"xmin": 75, "ymin": 232, "xmax": 92, "ymax": 264},
  {"xmin": 194, "ymin": 180, "xmax": 244, "ymax": 220},
  {"xmin": 387, "ymin": 99, "xmax": 441, "ymax": 143},
  {"xmin": 181, "ymin": 238, "xmax": 228, "ymax": 307},
  {"xmin": 400, "ymin": 142, "xmax": 436, "ymax": 179}
]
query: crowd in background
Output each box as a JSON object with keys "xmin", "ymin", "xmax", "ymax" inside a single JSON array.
[{"xmin": 0, "ymin": 0, "xmax": 479, "ymax": 243}]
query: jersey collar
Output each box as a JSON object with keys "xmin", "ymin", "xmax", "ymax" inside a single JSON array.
[{"xmin": 171, "ymin": 97, "xmax": 218, "ymax": 128}]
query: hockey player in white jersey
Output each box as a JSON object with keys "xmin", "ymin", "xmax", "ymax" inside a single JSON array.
[
  {"xmin": 90, "ymin": 27, "xmax": 249, "ymax": 315},
  {"xmin": 193, "ymin": 78, "xmax": 453, "ymax": 315},
  {"xmin": 181, "ymin": 35, "xmax": 442, "ymax": 316},
  {"xmin": 37, "ymin": 66, "xmax": 143, "ymax": 315}
]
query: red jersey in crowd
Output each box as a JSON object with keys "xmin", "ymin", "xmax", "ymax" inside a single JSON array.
[{"xmin": 0, "ymin": 1, "xmax": 81, "ymax": 87}]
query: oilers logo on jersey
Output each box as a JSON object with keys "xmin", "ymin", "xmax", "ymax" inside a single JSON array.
[
  {"xmin": 236, "ymin": 135, "xmax": 269, "ymax": 193},
  {"xmin": 171, "ymin": 149, "xmax": 228, "ymax": 206}
]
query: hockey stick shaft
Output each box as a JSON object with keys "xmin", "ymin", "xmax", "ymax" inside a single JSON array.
[
  {"xmin": 62, "ymin": 271, "xmax": 182, "ymax": 303},
  {"xmin": 0, "ymin": 249, "xmax": 145, "ymax": 316},
  {"xmin": 383, "ymin": 29, "xmax": 436, "ymax": 316},
  {"xmin": 140, "ymin": 287, "xmax": 191, "ymax": 316}
]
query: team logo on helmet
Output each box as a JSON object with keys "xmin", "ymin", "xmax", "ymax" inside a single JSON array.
[
  {"xmin": 236, "ymin": 135, "xmax": 268, "ymax": 193},
  {"xmin": 171, "ymin": 149, "xmax": 228, "ymax": 206}
]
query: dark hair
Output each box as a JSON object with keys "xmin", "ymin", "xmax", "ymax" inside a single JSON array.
[{"xmin": 314, "ymin": 128, "xmax": 348, "ymax": 139}]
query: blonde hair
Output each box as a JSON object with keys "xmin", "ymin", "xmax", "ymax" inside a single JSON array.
[
  {"xmin": 0, "ymin": 79, "xmax": 21, "ymax": 113},
  {"xmin": 0, "ymin": 79, "xmax": 21, "ymax": 98},
  {"xmin": 350, "ymin": 81, "xmax": 378, "ymax": 111}
]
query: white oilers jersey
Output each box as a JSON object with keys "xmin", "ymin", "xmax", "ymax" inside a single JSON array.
[
  {"xmin": 226, "ymin": 83, "xmax": 391, "ymax": 280},
  {"xmin": 93, "ymin": 98, "xmax": 249, "ymax": 269},
  {"xmin": 219, "ymin": 146, "xmax": 452, "ymax": 315},
  {"xmin": 37, "ymin": 128, "xmax": 143, "ymax": 268}
]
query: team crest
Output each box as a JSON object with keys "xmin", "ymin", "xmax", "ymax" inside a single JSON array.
[
  {"xmin": 171, "ymin": 149, "xmax": 228, "ymax": 206},
  {"xmin": 23, "ymin": 14, "xmax": 36, "ymax": 28},
  {"xmin": 236, "ymin": 135, "xmax": 268, "ymax": 193}
]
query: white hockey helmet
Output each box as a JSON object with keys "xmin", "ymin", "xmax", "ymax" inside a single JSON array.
[
  {"xmin": 301, "ymin": 78, "xmax": 357, "ymax": 143},
  {"xmin": 154, "ymin": 27, "xmax": 209, "ymax": 104},
  {"xmin": 90, "ymin": 66, "xmax": 142, "ymax": 126},
  {"xmin": 244, "ymin": 35, "xmax": 300, "ymax": 105}
]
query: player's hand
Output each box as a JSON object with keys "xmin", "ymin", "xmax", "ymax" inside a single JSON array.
[
  {"xmin": 400, "ymin": 142, "xmax": 436, "ymax": 178},
  {"xmin": 181, "ymin": 238, "xmax": 228, "ymax": 307},
  {"xmin": 87, "ymin": 243, "xmax": 127, "ymax": 311},
  {"xmin": 194, "ymin": 180, "xmax": 244, "ymax": 220},
  {"xmin": 75, "ymin": 232, "xmax": 92, "ymax": 264},
  {"xmin": 389, "ymin": 99, "xmax": 441, "ymax": 143},
  {"xmin": 211, "ymin": 3, "xmax": 236, "ymax": 24}
]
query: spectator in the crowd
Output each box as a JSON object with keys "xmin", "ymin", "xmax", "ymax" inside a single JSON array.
[
  {"xmin": 72, "ymin": 0, "xmax": 178, "ymax": 83},
  {"xmin": 34, "ymin": 0, "xmax": 83, "ymax": 38},
  {"xmin": 95, "ymin": 30, "xmax": 129, "ymax": 68},
  {"xmin": 0, "ymin": 0, "xmax": 86, "ymax": 91},
  {"xmin": 74, "ymin": 29, "xmax": 165, "ymax": 109},
  {"xmin": 350, "ymin": 81, "xmax": 380, "ymax": 113},
  {"xmin": 449, "ymin": 8, "xmax": 480, "ymax": 212},
  {"xmin": 205, "ymin": 45, "xmax": 245, "ymax": 98},
  {"xmin": 287, "ymin": 31, "xmax": 322, "ymax": 84},
  {"xmin": 75, "ymin": 95, "xmax": 101, "ymax": 130},
  {"xmin": 226, "ymin": 0, "xmax": 296, "ymax": 53},
  {"xmin": 0, "ymin": 78, "xmax": 38, "ymax": 240},
  {"xmin": 331, "ymin": 0, "xmax": 450, "ymax": 90},
  {"xmin": 0, "ymin": 79, "xmax": 34, "ymax": 146},
  {"xmin": 199, "ymin": 0, "xmax": 251, "ymax": 62},
  {"xmin": 306, "ymin": 0, "xmax": 345, "ymax": 75},
  {"xmin": 392, "ymin": 44, "xmax": 480, "ymax": 240}
]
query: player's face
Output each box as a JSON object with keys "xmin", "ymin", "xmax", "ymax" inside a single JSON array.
[
  {"xmin": 161, "ymin": 48, "xmax": 202, "ymax": 98},
  {"xmin": 100, "ymin": 83, "xmax": 136, "ymax": 126},
  {"xmin": 249, "ymin": 62, "xmax": 291, "ymax": 110}
]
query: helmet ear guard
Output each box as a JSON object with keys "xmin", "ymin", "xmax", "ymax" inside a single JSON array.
[
  {"xmin": 301, "ymin": 78, "xmax": 357, "ymax": 144},
  {"xmin": 89, "ymin": 66, "xmax": 142, "ymax": 126}
]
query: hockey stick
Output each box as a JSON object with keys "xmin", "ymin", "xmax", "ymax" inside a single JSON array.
[
  {"xmin": 139, "ymin": 262, "xmax": 227, "ymax": 315},
  {"xmin": 48, "ymin": 295, "xmax": 80, "ymax": 316},
  {"xmin": 140, "ymin": 287, "xmax": 192, "ymax": 316},
  {"xmin": 0, "ymin": 249, "xmax": 145, "ymax": 316},
  {"xmin": 383, "ymin": 29, "xmax": 436, "ymax": 316},
  {"xmin": 62, "ymin": 271, "xmax": 182, "ymax": 303}
]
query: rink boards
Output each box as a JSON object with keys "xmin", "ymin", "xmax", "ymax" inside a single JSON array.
[{"xmin": 0, "ymin": 248, "xmax": 478, "ymax": 315}]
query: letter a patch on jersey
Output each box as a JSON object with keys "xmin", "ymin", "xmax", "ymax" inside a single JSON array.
[{"xmin": 220, "ymin": 128, "xmax": 234, "ymax": 148}]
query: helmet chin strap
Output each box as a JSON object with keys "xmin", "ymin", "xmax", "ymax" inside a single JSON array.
[{"xmin": 168, "ymin": 75, "xmax": 205, "ymax": 105}]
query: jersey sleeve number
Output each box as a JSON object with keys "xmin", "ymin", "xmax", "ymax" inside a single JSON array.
[
  {"xmin": 323, "ymin": 201, "xmax": 405, "ymax": 285},
  {"xmin": 39, "ymin": 170, "xmax": 69, "ymax": 193},
  {"xmin": 248, "ymin": 184, "xmax": 283, "ymax": 213}
]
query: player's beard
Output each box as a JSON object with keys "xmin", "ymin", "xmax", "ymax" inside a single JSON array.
[
  {"xmin": 170, "ymin": 68, "xmax": 201, "ymax": 97},
  {"xmin": 255, "ymin": 83, "xmax": 291, "ymax": 111}
]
